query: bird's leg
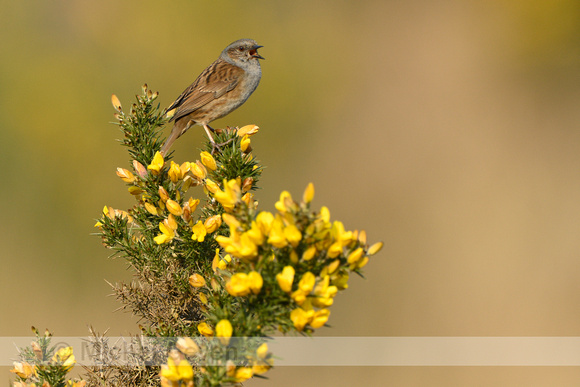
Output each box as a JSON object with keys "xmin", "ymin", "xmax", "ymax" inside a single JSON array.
[{"xmin": 203, "ymin": 124, "xmax": 221, "ymax": 154}]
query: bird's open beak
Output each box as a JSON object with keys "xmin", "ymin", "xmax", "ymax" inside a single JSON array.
[{"xmin": 250, "ymin": 45, "xmax": 265, "ymax": 60}]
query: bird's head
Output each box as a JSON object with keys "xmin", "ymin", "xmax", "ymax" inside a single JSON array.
[{"xmin": 222, "ymin": 39, "xmax": 264, "ymax": 66}]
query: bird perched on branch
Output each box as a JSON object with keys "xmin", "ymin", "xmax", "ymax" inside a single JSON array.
[{"xmin": 160, "ymin": 39, "xmax": 264, "ymax": 155}]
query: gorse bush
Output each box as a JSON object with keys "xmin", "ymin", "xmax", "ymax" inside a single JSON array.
[{"xmin": 11, "ymin": 85, "xmax": 382, "ymax": 387}]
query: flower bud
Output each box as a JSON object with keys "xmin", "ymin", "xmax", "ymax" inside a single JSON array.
[
  {"xmin": 176, "ymin": 337, "xmax": 199, "ymax": 356},
  {"xmin": 367, "ymin": 241, "xmax": 384, "ymax": 255},
  {"xmin": 166, "ymin": 199, "xmax": 183, "ymax": 216},
  {"xmin": 303, "ymin": 182, "xmax": 315, "ymax": 204},
  {"xmin": 190, "ymin": 162, "xmax": 207, "ymax": 180},
  {"xmin": 111, "ymin": 94, "xmax": 122, "ymax": 111},
  {"xmin": 158, "ymin": 186, "xmax": 169, "ymax": 202},
  {"xmin": 242, "ymin": 177, "xmax": 254, "ymax": 192},
  {"xmin": 200, "ymin": 151, "xmax": 217, "ymax": 171},
  {"xmin": 133, "ymin": 160, "xmax": 148, "ymax": 178},
  {"xmin": 238, "ymin": 124, "xmax": 259, "ymax": 137},
  {"xmin": 204, "ymin": 215, "xmax": 222, "ymax": 233},
  {"xmin": 116, "ymin": 168, "xmax": 135, "ymax": 183},
  {"xmin": 240, "ymin": 135, "xmax": 251, "ymax": 152},
  {"xmin": 189, "ymin": 273, "xmax": 206, "ymax": 288}
]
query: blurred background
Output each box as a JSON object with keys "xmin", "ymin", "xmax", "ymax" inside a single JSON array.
[{"xmin": 1, "ymin": 0, "xmax": 580, "ymax": 385}]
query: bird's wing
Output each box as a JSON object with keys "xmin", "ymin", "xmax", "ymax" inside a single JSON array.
[{"xmin": 167, "ymin": 59, "xmax": 244, "ymax": 122}]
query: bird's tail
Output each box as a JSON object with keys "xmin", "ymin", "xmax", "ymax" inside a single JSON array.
[{"xmin": 160, "ymin": 125, "xmax": 183, "ymax": 156}]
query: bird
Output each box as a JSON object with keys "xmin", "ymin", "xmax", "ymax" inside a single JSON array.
[{"xmin": 160, "ymin": 39, "xmax": 264, "ymax": 155}]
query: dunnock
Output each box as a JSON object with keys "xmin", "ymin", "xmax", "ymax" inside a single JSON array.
[{"xmin": 160, "ymin": 39, "xmax": 264, "ymax": 155}]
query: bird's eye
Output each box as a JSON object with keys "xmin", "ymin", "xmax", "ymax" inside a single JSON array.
[{"xmin": 238, "ymin": 47, "xmax": 244, "ymax": 51}]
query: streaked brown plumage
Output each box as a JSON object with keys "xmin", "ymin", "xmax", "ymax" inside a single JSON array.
[{"xmin": 161, "ymin": 39, "xmax": 264, "ymax": 155}]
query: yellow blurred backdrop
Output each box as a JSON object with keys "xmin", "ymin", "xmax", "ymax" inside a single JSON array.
[{"xmin": 1, "ymin": 0, "xmax": 579, "ymax": 385}]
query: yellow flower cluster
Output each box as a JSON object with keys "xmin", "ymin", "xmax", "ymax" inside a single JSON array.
[
  {"xmin": 208, "ymin": 180, "xmax": 383, "ymax": 332},
  {"xmin": 160, "ymin": 349, "xmax": 194, "ymax": 387},
  {"xmin": 95, "ymin": 112, "xmax": 382, "ymax": 385},
  {"xmin": 111, "ymin": 150, "xmax": 230, "ymax": 246},
  {"xmin": 11, "ymin": 344, "xmax": 81, "ymax": 387},
  {"xmin": 224, "ymin": 342, "xmax": 273, "ymax": 382}
]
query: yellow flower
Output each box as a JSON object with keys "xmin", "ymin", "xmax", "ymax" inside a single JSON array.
[
  {"xmin": 327, "ymin": 259, "xmax": 340, "ymax": 274},
  {"xmin": 239, "ymin": 233, "xmax": 258, "ymax": 260},
  {"xmin": 302, "ymin": 182, "xmax": 315, "ymax": 203},
  {"xmin": 204, "ymin": 215, "xmax": 222, "ymax": 233},
  {"xmin": 234, "ymin": 367, "xmax": 253, "ymax": 382},
  {"xmin": 302, "ymin": 246, "xmax": 317, "ymax": 261},
  {"xmin": 291, "ymin": 289, "xmax": 307, "ymax": 305},
  {"xmin": 226, "ymin": 273, "xmax": 251, "ymax": 296},
  {"xmin": 291, "ymin": 272, "xmax": 315, "ymax": 305},
  {"xmin": 355, "ymin": 256, "xmax": 369, "ymax": 269},
  {"xmin": 240, "ymin": 134, "xmax": 251, "ymax": 152},
  {"xmin": 190, "ymin": 161, "xmax": 207, "ymax": 180},
  {"xmin": 332, "ymin": 220, "xmax": 353, "ymax": 244},
  {"xmin": 166, "ymin": 214, "xmax": 178, "ymax": 230},
  {"xmin": 310, "ymin": 309, "xmax": 331, "ymax": 329},
  {"xmin": 276, "ymin": 266, "xmax": 295, "ymax": 293},
  {"xmin": 326, "ymin": 241, "xmax": 343, "ymax": 258},
  {"xmin": 176, "ymin": 337, "xmax": 199, "ymax": 356},
  {"xmin": 256, "ymin": 343, "xmax": 269, "ymax": 359},
  {"xmin": 367, "ymin": 241, "xmax": 384, "ymax": 255},
  {"xmin": 238, "ymin": 124, "xmax": 259, "ymax": 136},
  {"xmin": 347, "ymin": 247, "xmax": 364, "ymax": 264},
  {"xmin": 290, "ymin": 307, "xmax": 314, "ymax": 331},
  {"xmin": 252, "ymin": 363, "xmax": 272, "ymax": 375},
  {"xmin": 246, "ymin": 221, "xmax": 264, "ymax": 245},
  {"xmin": 116, "ymin": 167, "xmax": 135, "ymax": 183},
  {"xmin": 267, "ymin": 217, "xmax": 287, "ymax": 248},
  {"xmin": 332, "ymin": 272, "xmax": 349, "ymax": 290},
  {"xmin": 256, "ymin": 211, "xmax": 274, "ymax": 235},
  {"xmin": 199, "ymin": 292, "xmax": 208, "ymax": 305},
  {"xmin": 144, "ymin": 202, "xmax": 159, "ymax": 216},
  {"xmin": 154, "ymin": 214, "xmax": 178, "ymax": 244},
  {"xmin": 53, "ymin": 346, "xmax": 75, "ymax": 371},
  {"xmin": 320, "ymin": 206, "xmax": 330, "ymax": 223},
  {"xmin": 213, "ymin": 179, "xmax": 241, "ymax": 210},
  {"xmin": 10, "ymin": 362, "xmax": 35, "ymax": 379},
  {"xmin": 284, "ymin": 224, "xmax": 302, "ymax": 247},
  {"xmin": 290, "ymin": 250, "xmax": 299, "ymax": 264},
  {"xmin": 274, "ymin": 191, "xmax": 293, "ymax": 212},
  {"xmin": 248, "ymin": 271, "xmax": 263, "ymax": 294},
  {"xmin": 153, "ymin": 229, "xmax": 175, "ymax": 245},
  {"xmin": 186, "ymin": 197, "xmax": 200, "ymax": 213},
  {"xmin": 197, "ymin": 322, "xmax": 214, "ymax": 336},
  {"xmin": 147, "ymin": 151, "xmax": 164, "ymax": 174},
  {"xmin": 216, "ymin": 319, "xmax": 233, "ymax": 345},
  {"xmin": 180, "ymin": 161, "xmax": 191, "ymax": 176},
  {"xmin": 200, "ymin": 151, "xmax": 217, "ymax": 171},
  {"xmin": 204, "ymin": 178, "xmax": 219, "ymax": 193},
  {"xmin": 160, "ymin": 357, "xmax": 194, "ymax": 382},
  {"xmin": 312, "ymin": 275, "xmax": 338, "ymax": 307},
  {"xmin": 298, "ymin": 272, "xmax": 315, "ymax": 293},
  {"xmin": 168, "ymin": 161, "xmax": 183, "ymax": 183},
  {"xmin": 166, "ymin": 199, "xmax": 183, "ymax": 216},
  {"xmin": 191, "ymin": 221, "xmax": 207, "ymax": 242},
  {"xmin": 221, "ymin": 213, "xmax": 241, "ymax": 228},
  {"xmin": 188, "ymin": 273, "xmax": 206, "ymax": 288},
  {"xmin": 212, "ymin": 249, "xmax": 232, "ymax": 272}
]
